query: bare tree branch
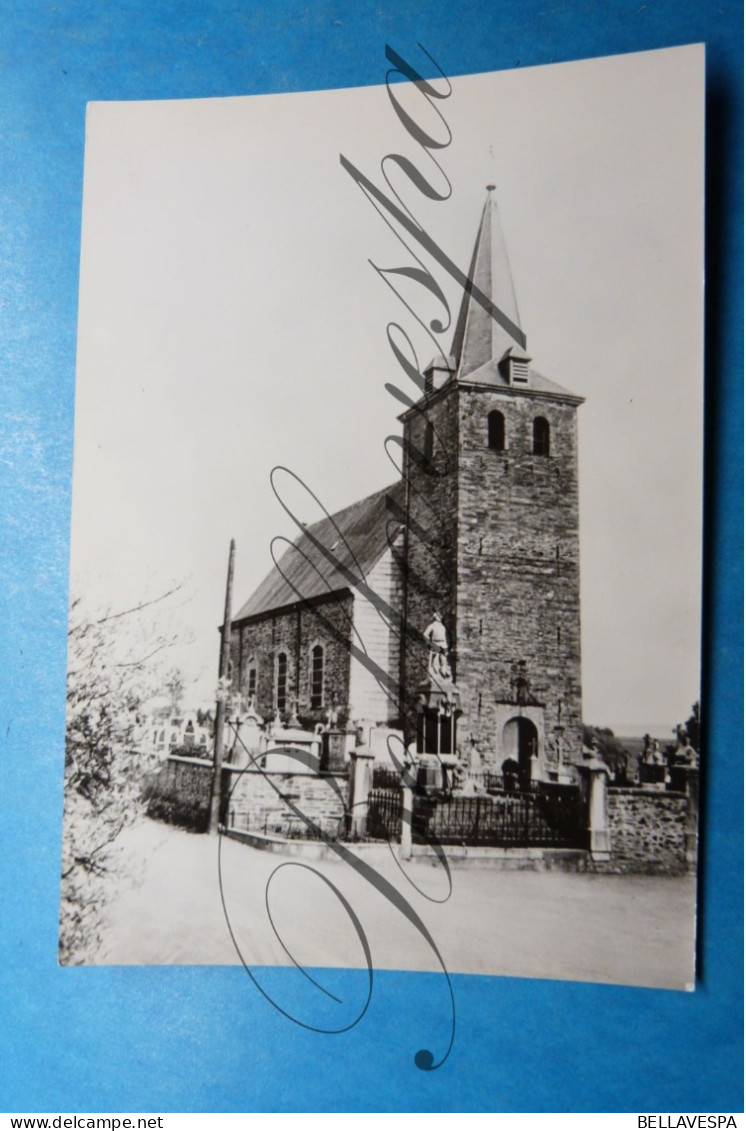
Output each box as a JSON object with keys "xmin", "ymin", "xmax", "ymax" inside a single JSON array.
[
  {"xmin": 115, "ymin": 642, "xmax": 178, "ymax": 669},
  {"xmin": 88, "ymin": 582, "xmax": 185, "ymax": 628}
]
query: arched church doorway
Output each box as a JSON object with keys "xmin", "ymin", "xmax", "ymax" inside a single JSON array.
[{"xmin": 501, "ymin": 717, "xmax": 539, "ymax": 791}]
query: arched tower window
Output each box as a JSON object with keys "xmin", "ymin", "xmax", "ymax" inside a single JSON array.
[
  {"xmin": 533, "ymin": 416, "xmax": 550, "ymax": 456},
  {"xmin": 487, "ymin": 410, "xmax": 505, "ymax": 451},
  {"xmin": 310, "ymin": 644, "xmax": 324, "ymax": 709},
  {"xmin": 276, "ymin": 652, "xmax": 288, "ymax": 711}
]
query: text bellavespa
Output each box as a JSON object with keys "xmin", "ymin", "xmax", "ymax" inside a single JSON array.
[{"xmin": 638, "ymin": 1119, "xmax": 738, "ymax": 1128}]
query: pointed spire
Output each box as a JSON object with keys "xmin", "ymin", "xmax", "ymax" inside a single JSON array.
[{"xmin": 450, "ymin": 186, "xmax": 527, "ymax": 380}]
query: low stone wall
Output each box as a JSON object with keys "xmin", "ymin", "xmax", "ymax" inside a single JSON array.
[
  {"xmin": 144, "ymin": 757, "xmax": 350, "ymax": 840},
  {"xmin": 224, "ymin": 767, "xmax": 349, "ymax": 840},
  {"xmin": 607, "ymin": 788, "xmax": 689, "ymax": 874},
  {"xmin": 145, "ymin": 756, "xmax": 696, "ymax": 877},
  {"xmin": 145, "ymin": 755, "xmax": 213, "ymax": 832}
]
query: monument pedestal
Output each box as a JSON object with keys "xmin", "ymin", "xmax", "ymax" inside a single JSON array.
[
  {"xmin": 321, "ymin": 729, "xmax": 347, "ymax": 773},
  {"xmin": 415, "ymin": 675, "xmax": 461, "ymax": 757}
]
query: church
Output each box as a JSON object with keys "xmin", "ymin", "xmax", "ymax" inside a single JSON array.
[{"xmin": 228, "ymin": 187, "xmax": 585, "ymax": 785}]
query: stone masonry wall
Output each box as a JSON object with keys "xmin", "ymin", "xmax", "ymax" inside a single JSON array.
[
  {"xmin": 146, "ymin": 757, "xmax": 350, "ymax": 841},
  {"xmin": 456, "ymin": 388, "xmax": 583, "ymax": 765},
  {"xmin": 400, "ymin": 382, "xmax": 582, "ymax": 765},
  {"xmin": 224, "ymin": 768, "xmax": 349, "ymax": 840},
  {"xmin": 146, "ymin": 755, "xmax": 212, "ymax": 831},
  {"xmin": 607, "ymin": 788, "xmax": 688, "ymax": 874},
  {"xmin": 230, "ymin": 593, "xmax": 354, "ymax": 729}
]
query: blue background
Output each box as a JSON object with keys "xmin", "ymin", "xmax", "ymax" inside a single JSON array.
[{"xmin": 0, "ymin": 0, "xmax": 742, "ymax": 1114}]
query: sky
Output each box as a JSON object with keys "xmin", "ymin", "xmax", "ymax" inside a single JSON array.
[{"xmin": 68, "ymin": 44, "xmax": 704, "ymax": 733}]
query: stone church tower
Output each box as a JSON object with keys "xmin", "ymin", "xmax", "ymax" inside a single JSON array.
[{"xmin": 399, "ymin": 187, "xmax": 584, "ymax": 782}]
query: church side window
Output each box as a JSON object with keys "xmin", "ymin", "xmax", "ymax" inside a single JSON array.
[
  {"xmin": 247, "ymin": 660, "xmax": 257, "ymax": 702},
  {"xmin": 310, "ymin": 644, "xmax": 324, "ymax": 709},
  {"xmin": 276, "ymin": 652, "xmax": 288, "ymax": 711},
  {"xmin": 488, "ymin": 410, "xmax": 505, "ymax": 451},
  {"xmin": 533, "ymin": 416, "xmax": 550, "ymax": 456}
]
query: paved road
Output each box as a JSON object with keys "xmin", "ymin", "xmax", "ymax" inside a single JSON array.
[{"xmin": 95, "ymin": 817, "xmax": 697, "ymax": 991}]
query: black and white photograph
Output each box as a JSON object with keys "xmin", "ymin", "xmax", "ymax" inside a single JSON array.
[{"xmin": 61, "ymin": 44, "xmax": 704, "ymax": 993}]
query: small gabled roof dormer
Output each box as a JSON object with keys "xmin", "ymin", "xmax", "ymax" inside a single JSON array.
[
  {"xmin": 499, "ymin": 345, "xmax": 532, "ymax": 387},
  {"xmin": 423, "ymin": 354, "xmax": 457, "ymax": 396}
]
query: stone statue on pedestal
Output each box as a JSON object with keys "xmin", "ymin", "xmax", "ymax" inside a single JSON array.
[{"xmin": 423, "ymin": 611, "xmax": 452, "ymax": 680}]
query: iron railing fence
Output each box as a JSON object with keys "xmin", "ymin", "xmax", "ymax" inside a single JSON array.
[
  {"xmin": 366, "ymin": 788, "xmax": 403, "ymax": 841},
  {"xmin": 411, "ymin": 785, "xmax": 584, "ymax": 848},
  {"xmin": 372, "ymin": 766, "xmax": 405, "ymax": 791},
  {"xmin": 227, "ymin": 783, "xmax": 584, "ymax": 849}
]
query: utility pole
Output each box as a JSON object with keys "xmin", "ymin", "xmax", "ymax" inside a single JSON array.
[{"xmin": 209, "ymin": 538, "xmax": 235, "ymax": 834}]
